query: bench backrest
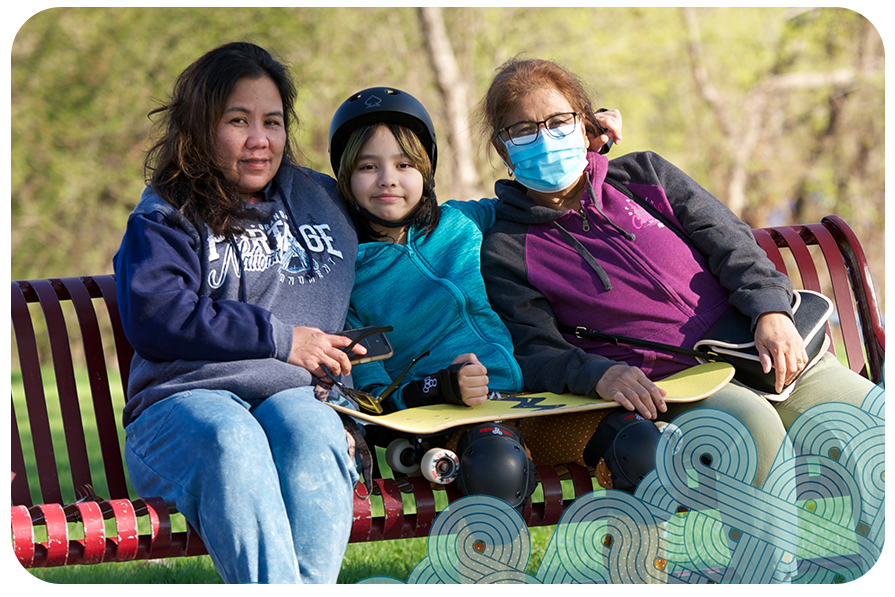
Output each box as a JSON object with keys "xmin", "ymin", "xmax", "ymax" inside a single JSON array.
[
  {"xmin": 12, "ymin": 276, "xmax": 133, "ymax": 507},
  {"xmin": 753, "ymin": 215, "xmax": 884, "ymax": 382},
  {"xmin": 10, "ymin": 216, "xmax": 885, "ymax": 513}
]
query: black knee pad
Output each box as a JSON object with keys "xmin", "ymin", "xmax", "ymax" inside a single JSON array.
[
  {"xmin": 455, "ymin": 423, "xmax": 537, "ymax": 511},
  {"xmin": 583, "ymin": 411, "xmax": 661, "ymax": 493}
]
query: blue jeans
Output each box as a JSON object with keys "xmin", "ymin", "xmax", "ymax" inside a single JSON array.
[{"xmin": 124, "ymin": 387, "xmax": 359, "ymax": 584}]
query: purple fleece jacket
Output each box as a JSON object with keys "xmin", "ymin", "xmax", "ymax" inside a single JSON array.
[{"xmin": 481, "ymin": 151, "xmax": 793, "ymax": 397}]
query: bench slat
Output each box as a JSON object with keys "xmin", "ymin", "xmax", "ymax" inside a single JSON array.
[
  {"xmin": 11, "ymin": 505, "xmax": 35, "ymax": 567},
  {"xmin": 403, "ymin": 476, "xmax": 437, "ymax": 537},
  {"xmin": 32, "ymin": 279, "xmax": 97, "ymax": 502},
  {"xmin": 10, "ymin": 402, "xmax": 31, "ymax": 506},
  {"xmin": 808, "ymin": 224, "xmax": 867, "ymax": 375},
  {"xmin": 12, "ymin": 282, "xmax": 63, "ymax": 505},
  {"xmin": 62, "ymin": 277, "xmax": 130, "ymax": 499},
  {"xmin": 772, "ymin": 225, "xmax": 822, "ymax": 291},
  {"xmin": 90, "ymin": 275, "xmax": 134, "ymax": 399},
  {"xmin": 74, "ymin": 501, "xmax": 107, "ymax": 565},
  {"xmin": 822, "ymin": 215, "xmax": 885, "ymax": 382},
  {"xmin": 799, "ymin": 223, "xmax": 867, "ymax": 376},
  {"xmin": 751, "ymin": 229, "xmax": 788, "ymax": 275}
]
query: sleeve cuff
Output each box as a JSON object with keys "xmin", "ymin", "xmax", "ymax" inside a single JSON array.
[{"xmin": 271, "ymin": 317, "xmax": 294, "ymax": 362}]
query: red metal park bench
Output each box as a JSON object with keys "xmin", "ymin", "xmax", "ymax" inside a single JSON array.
[{"xmin": 11, "ymin": 214, "xmax": 884, "ymax": 569}]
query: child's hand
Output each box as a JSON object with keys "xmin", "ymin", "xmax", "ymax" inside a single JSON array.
[{"xmin": 453, "ymin": 353, "xmax": 489, "ymax": 406}]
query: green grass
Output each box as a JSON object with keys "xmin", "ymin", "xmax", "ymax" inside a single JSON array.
[
  {"xmin": 24, "ymin": 524, "xmax": 562, "ymax": 584},
  {"xmin": 25, "ymin": 557, "xmax": 224, "ymax": 584}
]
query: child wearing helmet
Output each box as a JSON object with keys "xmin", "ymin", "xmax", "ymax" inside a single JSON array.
[{"xmin": 328, "ymin": 87, "xmax": 639, "ymax": 498}]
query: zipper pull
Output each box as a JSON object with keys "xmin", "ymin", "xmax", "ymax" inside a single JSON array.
[{"xmin": 578, "ymin": 207, "xmax": 590, "ymax": 232}]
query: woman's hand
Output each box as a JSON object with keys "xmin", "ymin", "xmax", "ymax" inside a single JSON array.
[
  {"xmin": 453, "ymin": 353, "xmax": 490, "ymax": 406},
  {"xmin": 591, "ymin": 109, "xmax": 623, "ymax": 152},
  {"xmin": 288, "ymin": 326, "xmax": 366, "ymax": 378},
  {"xmin": 754, "ymin": 312, "xmax": 809, "ymax": 393},
  {"xmin": 596, "ymin": 364, "xmax": 667, "ymax": 419}
]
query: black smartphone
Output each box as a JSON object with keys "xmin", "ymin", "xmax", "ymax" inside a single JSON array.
[
  {"xmin": 594, "ymin": 108, "xmax": 613, "ymax": 155},
  {"xmin": 338, "ymin": 326, "xmax": 394, "ymax": 365}
]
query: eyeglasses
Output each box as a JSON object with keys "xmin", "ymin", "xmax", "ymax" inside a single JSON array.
[
  {"xmin": 497, "ymin": 112, "xmax": 580, "ymax": 146},
  {"xmin": 322, "ymin": 350, "xmax": 430, "ymax": 414}
]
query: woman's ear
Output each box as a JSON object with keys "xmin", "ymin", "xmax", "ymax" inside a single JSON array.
[{"xmin": 492, "ymin": 137, "xmax": 513, "ymax": 171}]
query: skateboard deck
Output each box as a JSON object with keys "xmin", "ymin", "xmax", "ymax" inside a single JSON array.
[{"xmin": 328, "ymin": 362, "xmax": 734, "ymax": 435}]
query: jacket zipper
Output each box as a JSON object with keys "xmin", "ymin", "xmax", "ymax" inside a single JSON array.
[
  {"xmin": 576, "ymin": 205, "xmax": 590, "ymax": 232},
  {"xmin": 404, "ymin": 240, "xmax": 524, "ymax": 390}
]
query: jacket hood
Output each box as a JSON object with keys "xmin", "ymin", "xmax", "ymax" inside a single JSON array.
[{"xmin": 494, "ymin": 151, "xmax": 609, "ymax": 224}]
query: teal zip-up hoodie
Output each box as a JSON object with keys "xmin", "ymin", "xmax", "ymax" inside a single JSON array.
[{"xmin": 346, "ymin": 199, "xmax": 524, "ymax": 410}]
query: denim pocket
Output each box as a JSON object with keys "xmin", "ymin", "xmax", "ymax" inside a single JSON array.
[{"xmin": 124, "ymin": 392, "xmax": 190, "ymax": 458}]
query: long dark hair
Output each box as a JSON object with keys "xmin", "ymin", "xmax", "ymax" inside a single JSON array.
[{"xmin": 144, "ymin": 42, "xmax": 298, "ymax": 238}]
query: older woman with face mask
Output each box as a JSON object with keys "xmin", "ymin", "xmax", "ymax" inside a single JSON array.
[{"xmin": 479, "ymin": 57, "xmax": 875, "ymax": 489}]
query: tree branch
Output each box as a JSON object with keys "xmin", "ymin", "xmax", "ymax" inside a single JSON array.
[{"xmin": 682, "ymin": 7, "xmax": 734, "ymax": 140}]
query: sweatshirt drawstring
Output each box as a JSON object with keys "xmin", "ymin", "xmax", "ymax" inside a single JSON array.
[
  {"xmin": 549, "ymin": 174, "xmax": 638, "ymax": 292},
  {"xmin": 586, "ymin": 176, "xmax": 636, "ymax": 241},
  {"xmin": 551, "ymin": 220, "xmax": 612, "ymax": 291},
  {"xmin": 228, "ymin": 238, "xmax": 247, "ymax": 303}
]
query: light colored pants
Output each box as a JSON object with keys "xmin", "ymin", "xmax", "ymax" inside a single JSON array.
[
  {"xmin": 656, "ymin": 354, "xmax": 878, "ymax": 581},
  {"xmin": 661, "ymin": 352, "xmax": 878, "ymax": 487},
  {"xmin": 124, "ymin": 387, "xmax": 358, "ymax": 584}
]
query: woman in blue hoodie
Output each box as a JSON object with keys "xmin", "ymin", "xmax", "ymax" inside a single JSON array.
[{"xmin": 114, "ymin": 43, "xmax": 362, "ymax": 584}]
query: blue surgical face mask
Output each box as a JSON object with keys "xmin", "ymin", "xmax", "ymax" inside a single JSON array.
[{"xmin": 503, "ymin": 126, "xmax": 588, "ymax": 193}]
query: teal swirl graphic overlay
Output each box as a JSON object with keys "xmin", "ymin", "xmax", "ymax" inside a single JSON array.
[{"xmin": 358, "ymin": 381, "xmax": 884, "ymax": 584}]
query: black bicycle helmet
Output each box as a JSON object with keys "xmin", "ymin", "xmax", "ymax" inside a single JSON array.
[
  {"xmin": 328, "ymin": 86, "xmax": 438, "ymax": 177},
  {"xmin": 455, "ymin": 423, "xmax": 537, "ymax": 512},
  {"xmin": 583, "ymin": 411, "xmax": 661, "ymax": 494}
]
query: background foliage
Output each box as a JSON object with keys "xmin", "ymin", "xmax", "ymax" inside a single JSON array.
[{"xmin": 10, "ymin": 7, "xmax": 885, "ymax": 306}]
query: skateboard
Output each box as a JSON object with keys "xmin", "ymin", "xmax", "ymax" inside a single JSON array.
[
  {"xmin": 330, "ymin": 362, "xmax": 734, "ymax": 483},
  {"xmin": 329, "ymin": 362, "xmax": 734, "ymax": 436}
]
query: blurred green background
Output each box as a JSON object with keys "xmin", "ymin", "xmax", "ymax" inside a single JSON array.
[{"xmin": 10, "ymin": 6, "xmax": 885, "ymax": 306}]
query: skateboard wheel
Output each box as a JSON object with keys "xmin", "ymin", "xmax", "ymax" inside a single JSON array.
[
  {"xmin": 420, "ymin": 448, "xmax": 460, "ymax": 484},
  {"xmin": 385, "ymin": 438, "xmax": 419, "ymax": 474}
]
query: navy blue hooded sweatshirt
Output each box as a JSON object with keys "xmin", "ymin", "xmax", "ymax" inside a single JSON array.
[{"xmin": 114, "ymin": 161, "xmax": 357, "ymax": 427}]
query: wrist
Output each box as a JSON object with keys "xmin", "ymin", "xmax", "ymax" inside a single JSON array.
[{"xmin": 402, "ymin": 362, "xmax": 470, "ymax": 408}]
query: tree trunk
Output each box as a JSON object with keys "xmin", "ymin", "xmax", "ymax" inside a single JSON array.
[{"xmin": 418, "ymin": 7, "xmax": 481, "ymax": 201}]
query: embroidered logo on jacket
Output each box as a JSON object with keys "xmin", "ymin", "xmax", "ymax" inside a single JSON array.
[
  {"xmin": 422, "ymin": 376, "xmax": 438, "ymax": 394},
  {"xmin": 623, "ymin": 198, "xmax": 665, "ymax": 231}
]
